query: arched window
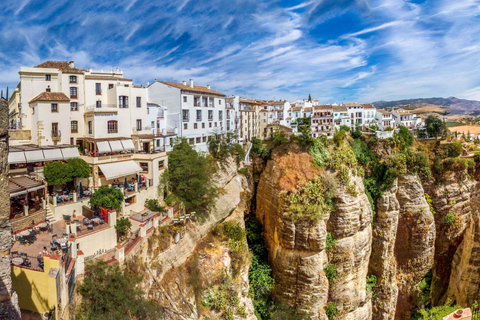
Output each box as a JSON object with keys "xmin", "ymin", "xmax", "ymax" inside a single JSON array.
[{"xmin": 107, "ymin": 120, "xmax": 118, "ymax": 133}]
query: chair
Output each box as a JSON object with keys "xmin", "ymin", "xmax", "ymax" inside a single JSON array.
[
  {"xmin": 23, "ymin": 258, "xmax": 31, "ymax": 267},
  {"xmin": 83, "ymin": 218, "xmax": 90, "ymax": 226},
  {"xmin": 52, "ymin": 234, "xmax": 58, "ymax": 243},
  {"xmin": 88, "ymin": 224, "xmax": 93, "ymax": 230},
  {"xmin": 19, "ymin": 237, "xmax": 27, "ymax": 245},
  {"xmin": 20, "ymin": 252, "xmax": 27, "ymax": 259},
  {"xmin": 28, "ymin": 227, "xmax": 33, "ymax": 233},
  {"xmin": 11, "ymin": 251, "xmax": 19, "ymax": 257},
  {"xmin": 50, "ymin": 242, "xmax": 57, "ymax": 250},
  {"xmin": 48, "ymin": 224, "xmax": 53, "ymax": 233},
  {"xmin": 100, "ymin": 219, "xmax": 105, "ymax": 224},
  {"xmin": 62, "ymin": 233, "xmax": 68, "ymax": 239}
]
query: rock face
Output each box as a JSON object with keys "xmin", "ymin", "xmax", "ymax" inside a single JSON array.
[
  {"xmin": 424, "ymin": 173, "xmax": 480, "ymax": 307},
  {"xmin": 256, "ymin": 151, "xmax": 372, "ymax": 319},
  {"xmin": 370, "ymin": 175, "xmax": 435, "ymax": 320},
  {"xmin": 0, "ymin": 98, "xmax": 20, "ymax": 319}
]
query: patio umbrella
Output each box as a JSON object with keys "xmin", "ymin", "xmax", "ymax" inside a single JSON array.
[
  {"xmin": 124, "ymin": 176, "xmax": 128, "ymax": 190},
  {"xmin": 78, "ymin": 181, "xmax": 84, "ymax": 198}
]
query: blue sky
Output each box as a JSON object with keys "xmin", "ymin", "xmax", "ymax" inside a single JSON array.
[{"xmin": 1, "ymin": 0, "xmax": 480, "ymax": 103}]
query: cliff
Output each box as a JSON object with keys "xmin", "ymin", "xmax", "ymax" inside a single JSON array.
[
  {"xmin": 370, "ymin": 175, "xmax": 435, "ymax": 319},
  {"xmin": 256, "ymin": 146, "xmax": 372, "ymax": 319}
]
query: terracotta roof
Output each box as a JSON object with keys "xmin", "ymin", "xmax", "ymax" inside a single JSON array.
[
  {"xmin": 85, "ymin": 75, "xmax": 132, "ymax": 81},
  {"xmin": 239, "ymin": 98, "xmax": 260, "ymax": 104},
  {"xmin": 333, "ymin": 105, "xmax": 348, "ymax": 112},
  {"xmin": 290, "ymin": 107, "xmax": 303, "ymax": 112},
  {"xmin": 314, "ymin": 105, "xmax": 333, "ymax": 110},
  {"xmin": 34, "ymin": 61, "xmax": 85, "ymax": 74},
  {"xmin": 362, "ymin": 104, "xmax": 375, "ymax": 109},
  {"xmin": 29, "ymin": 92, "xmax": 70, "ymax": 104},
  {"xmin": 157, "ymin": 81, "xmax": 225, "ymax": 96},
  {"xmin": 303, "ymin": 107, "xmax": 313, "ymax": 112},
  {"xmin": 258, "ymin": 100, "xmax": 286, "ymax": 105},
  {"xmin": 259, "ymin": 109, "xmax": 269, "ymax": 112},
  {"xmin": 377, "ymin": 109, "xmax": 391, "ymax": 114},
  {"xmin": 344, "ymin": 102, "xmax": 362, "ymax": 107}
]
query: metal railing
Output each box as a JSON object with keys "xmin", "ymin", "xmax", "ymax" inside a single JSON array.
[
  {"xmin": 51, "ymin": 131, "xmax": 61, "ymax": 139},
  {"xmin": 10, "ymin": 253, "xmax": 44, "ymax": 271},
  {"xmin": 85, "ymin": 104, "xmax": 117, "ymax": 111}
]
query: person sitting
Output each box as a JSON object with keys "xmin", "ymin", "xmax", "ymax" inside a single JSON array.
[
  {"xmin": 56, "ymin": 194, "xmax": 63, "ymax": 203},
  {"xmin": 42, "ymin": 246, "xmax": 50, "ymax": 256}
]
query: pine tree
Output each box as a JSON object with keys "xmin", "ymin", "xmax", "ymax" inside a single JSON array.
[{"xmin": 308, "ymin": 94, "xmax": 312, "ymax": 102}]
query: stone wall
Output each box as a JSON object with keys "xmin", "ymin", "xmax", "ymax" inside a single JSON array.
[
  {"xmin": 11, "ymin": 210, "xmax": 47, "ymax": 233},
  {"xmin": 8, "ymin": 130, "xmax": 31, "ymax": 141},
  {"xmin": 0, "ymin": 98, "xmax": 21, "ymax": 318}
]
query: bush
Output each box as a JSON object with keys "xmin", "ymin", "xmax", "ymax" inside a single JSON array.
[
  {"xmin": 448, "ymin": 142, "xmax": 463, "ymax": 157},
  {"xmin": 444, "ymin": 211, "xmax": 457, "ymax": 225},
  {"xmin": 351, "ymin": 125, "xmax": 362, "ymax": 139},
  {"xmin": 310, "ymin": 138, "xmax": 329, "ymax": 167},
  {"xmin": 366, "ymin": 275, "xmax": 377, "ymax": 295},
  {"xmin": 251, "ymin": 138, "xmax": 271, "ymax": 158},
  {"xmin": 425, "ymin": 193, "xmax": 436, "ymax": 215},
  {"xmin": 238, "ymin": 168, "xmax": 249, "ymax": 176},
  {"xmin": 324, "ymin": 264, "xmax": 337, "ymax": 283},
  {"xmin": 333, "ymin": 129, "xmax": 346, "ymax": 146},
  {"xmin": 325, "ymin": 302, "xmax": 337, "ymax": 320},
  {"xmin": 144, "ymin": 199, "xmax": 164, "ymax": 212},
  {"xmin": 326, "ymin": 232, "xmax": 336, "ymax": 251},
  {"xmin": 396, "ymin": 125, "xmax": 414, "ymax": 149},
  {"xmin": 338, "ymin": 166, "xmax": 350, "ymax": 185},
  {"xmin": 340, "ymin": 125, "xmax": 350, "ymax": 132},
  {"xmin": 115, "ymin": 217, "xmax": 132, "ymax": 241}
]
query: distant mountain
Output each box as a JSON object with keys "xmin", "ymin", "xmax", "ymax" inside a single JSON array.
[{"xmin": 372, "ymin": 97, "xmax": 480, "ymax": 115}]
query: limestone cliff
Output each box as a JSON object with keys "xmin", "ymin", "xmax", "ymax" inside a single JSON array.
[
  {"xmin": 370, "ymin": 175, "xmax": 435, "ymax": 320},
  {"xmin": 255, "ymin": 148, "xmax": 372, "ymax": 319}
]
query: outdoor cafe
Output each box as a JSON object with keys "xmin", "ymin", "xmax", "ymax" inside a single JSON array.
[{"xmin": 9, "ymin": 176, "xmax": 46, "ymax": 221}]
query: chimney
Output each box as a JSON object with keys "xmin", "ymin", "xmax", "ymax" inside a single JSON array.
[
  {"xmin": 182, "ymin": 80, "xmax": 187, "ymax": 86},
  {"xmin": 69, "ymin": 60, "xmax": 74, "ymax": 68},
  {"xmin": 155, "ymin": 78, "xmax": 158, "ymax": 82},
  {"xmin": 146, "ymin": 82, "xmax": 150, "ymax": 86},
  {"xmin": 207, "ymin": 84, "xmax": 210, "ymax": 89},
  {"xmin": 189, "ymin": 79, "xmax": 193, "ymax": 88}
]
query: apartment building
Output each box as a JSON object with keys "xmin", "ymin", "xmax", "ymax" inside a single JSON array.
[
  {"xmin": 148, "ymin": 79, "xmax": 226, "ymax": 152},
  {"xmin": 391, "ymin": 109, "xmax": 422, "ymax": 129},
  {"xmin": 333, "ymin": 105, "xmax": 350, "ymax": 128},
  {"xmin": 226, "ymin": 97, "xmax": 261, "ymax": 143},
  {"xmin": 310, "ymin": 105, "xmax": 334, "ymax": 138},
  {"xmin": 376, "ymin": 109, "xmax": 396, "ymax": 129},
  {"xmin": 146, "ymin": 103, "xmax": 178, "ymax": 152},
  {"xmin": 259, "ymin": 100, "xmax": 290, "ymax": 126},
  {"xmin": 362, "ymin": 104, "xmax": 377, "ymax": 127},
  {"xmin": 8, "ymin": 87, "xmax": 20, "ymax": 129}
]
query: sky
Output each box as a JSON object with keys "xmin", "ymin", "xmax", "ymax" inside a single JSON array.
[{"xmin": 1, "ymin": 0, "xmax": 480, "ymax": 103}]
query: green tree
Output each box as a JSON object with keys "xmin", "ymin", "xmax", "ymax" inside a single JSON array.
[
  {"xmin": 291, "ymin": 125, "xmax": 313, "ymax": 147},
  {"xmin": 43, "ymin": 161, "xmax": 70, "ymax": 187},
  {"xmin": 333, "ymin": 128, "xmax": 346, "ymax": 146},
  {"xmin": 425, "ymin": 115, "xmax": 446, "ymax": 138},
  {"xmin": 308, "ymin": 94, "xmax": 312, "ymax": 101},
  {"xmin": 115, "ymin": 217, "xmax": 132, "ymax": 241},
  {"xmin": 207, "ymin": 131, "xmax": 244, "ymax": 162},
  {"xmin": 76, "ymin": 260, "xmax": 163, "ymax": 320},
  {"xmin": 396, "ymin": 125, "xmax": 414, "ymax": 148},
  {"xmin": 161, "ymin": 138, "xmax": 216, "ymax": 212},
  {"xmin": 351, "ymin": 125, "xmax": 362, "ymax": 139},
  {"xmin": 89, "ymin": 186, "xmax": 124, "ymax": 210},
  {"xmin": 66, "ymin": 158, "xmax": 91, "ymax": 178},
  {"xmin": 448, "ymin": 142, "xmax": 463, "ymax": 157},
  {"xmin": 339, "ymin": 125, "xmax": 350, "ymax": 132}
]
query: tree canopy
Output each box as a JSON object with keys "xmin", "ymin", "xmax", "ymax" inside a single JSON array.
[
  {"xmin": 89, "ymin": 186, "xmax": 124, "ymax": 210},
  {"xmin": 161, "ymin": 138, "xmax": 217, "ymax": 212},
  {"xmin": 425, "ymin": 115, "xmax": 446, "ymax": 138},
  {"xmin": 43, "ymin": 158, "xmax": 91, "ymax": 187},
  {"xmin": 76, "ymin": 260, "xmax": 163, "ymax": 320}
]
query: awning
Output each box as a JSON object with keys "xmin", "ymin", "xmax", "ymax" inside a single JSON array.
[
  {"xmin": 61, "ymin": 147, "xmax": 81, "ymax": 159},
  {"xmin": 27, "ymin": 185, "xmax": 45, "ymax": 192},
  {"xmin": 43, "ymin": 149, "xmax": 64, "ymax": 161},
  {"xmin": 24, "ymin": 150, "xmax": 45, "ymax": 162},
  {"xmin": 9, "ymin": 182, "xmax": 26, "ymax": 198},
  {"xmin": 9, "ymin": 176, "xmax": 44, "ymax": 198},
  {"xmin": 96, "ymin": 141, "xmax": 111, "ymax": 154},
  {"xmin": 109, "ymin": 140, "xmax": 123, "ymax": 152},
  {"xmin": 121, "ymin": 139, "xmax": 135, "ymax": 151},
  {"xmin": 98, "ymin": 160, "xmax": 142, "ymax": 180},
  {"xmin": 8, "ymin": 152, "xmax": 26, "ymax": 164}
]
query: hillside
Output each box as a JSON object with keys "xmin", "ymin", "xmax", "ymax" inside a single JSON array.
[{"xmin": 372, "ymin": 97, "xmax": 480, "ymax": 115}]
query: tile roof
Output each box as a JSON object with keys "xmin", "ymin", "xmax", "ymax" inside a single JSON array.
[
  {"xmin": 85, "ymin": 75, "xmax": 132, "ymax": 81},
  {"xmin": 303, "ymin": 107, "xmax": 313, "ymax": 112},
  {"xmin": 290, "ymin": 107, "xmax": 303, "ymax": 112},
  {"xmin": 333, "ymin": 105, "xmax": 348, "ymax": 112},
  {"xmin": 314, "ymin": 105, "xmax": 333, "ymax": 110},
  {"xmin": 239, "ymin": 98, "xmax": 260, "ymax": 104},
  {"xmin": 344, "ymin": 102, "xmax": 362, "ymax": 107},
  {"xmin": 157, "ymin": 81, "xmax": 226, "ymax": 96},
  {"xmin": 362, "ymin": 104, "xmax": 375, "ymax": 109},
  {"xmin": 34, "ymin": 61, "xmax": 85, "ymax": 74},
  {"xmin": 29, "ymin": 92, "xmax": 70, "ymax": 104},
  {"xmin": 377, "ymin": 109, "xmax": 391, "ymax": 114}
]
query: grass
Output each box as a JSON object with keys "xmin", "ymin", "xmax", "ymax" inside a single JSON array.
[{"xmin": 446, "ymin": 121, "xmax": 466, "ymax": 127}]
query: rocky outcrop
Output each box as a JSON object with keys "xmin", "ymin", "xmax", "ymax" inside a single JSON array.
[
  {"xmin": 424, "ymin": 173, "xmax": 480, "ymax": 307},
  {"xmin": 0, "ymin": 98, "xmax": 20, "ymax": 319},
  {"xmin": 256, "ymin": 150, "xmax": 372, "ymax": 319},
  {"xmin": 370, "ymin": 175, "xmax": 435, "ymax": 320}
]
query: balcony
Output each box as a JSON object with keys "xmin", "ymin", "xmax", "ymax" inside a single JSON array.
[
  {"xmin": 85, "ymin": 104, "xmax": 118, "ymax": 112},
  {"xmin": 131, "ymin": 126, "xmax": 152, "ymax": 132},
  {"xmin": 51, "ymin": 130, "xmax": 61, "ymax": 141},
  {"xmin": 183, "ymin": 116, "xmax": 189, "ymax": 122}
]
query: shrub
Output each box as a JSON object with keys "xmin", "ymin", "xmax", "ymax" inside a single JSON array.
[
  {"xmin": 474, "ymin": 151, "xmax": 480, "ymax": 163},
  {"xmin": 115, "ymin": 217, "xmax": 132, "ymax": 241},
  {"xmin": 444, "ymin": 211, "xmax": 457, "ymax": 225},
  {"xmin": 324, "ymin": 264, "xmax": 337, "ymax": 283},
  {"xmin": 351, "ymin": 125, "xmax": 362, "ymax": 139},
  {"xmin": 448, "ymin": 142, "xmax": 463, "ymax": 157},
  {"xmin": 396, "ymin": 125, "xmax": 415, "ymax": 149},
  {"xmin": 328, "ymin": 143, "xmax": 358, "ymax": 171},
  {"xmin": 89, "ymin": 186, "xmax": 124, "ymax": 210},
  {"xmin": 338, "ymin": 166, "xmax": 350, "ymax": 185},
  {"xmin": 310, "ymin": 138, "xmax": 329, "ymax": 167},
  {"xmin": 405, "ymin": 150, "xmax": 432, "ymax": 180},
  {"xmin": 238, "ymin": 168, "xmax": 249, "ymax": 176},
  {"xmin": 333, "ymin": 129, "xmax": 346, "ymax": 146},
  {"xmin": 326, "ymin": 232, "xmax": 336, "ymax": 251},
  {"xmin": 425, "ymin": 193, "xmax": 436, "ymax": 215},
  {"xmin": 251, "ymin": 138, "xmax": 271, "ymax": 158},
  {"xmin": 325, "ymin": 302, "xmax": 337, "ymax": 320},
  {"xmin": 144, "ymin": 199, "xmax": 164, "ymax": 212},
  {"xmin": 347, "ymin": 184, "xmax": 357, "ymax": 197},
  {"xmin": 366, "ymin": 275, "xmax": 377, "ymax": 295}
]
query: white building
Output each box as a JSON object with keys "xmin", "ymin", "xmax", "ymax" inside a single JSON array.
[
  {"xmin": 375, "ymin": 110, "xmax": 396, "ymax": 129},
  {"xmin": 362, "ymin": 104, "xmax": 377, "ymax": 127},
  {"xmin": 333, "ymin": 105, "xmax": 350, "ymax": 129},
  {"xmin": 259, "ymin": 100, "xmax": 290, "ymax": 126},
  {"xmin": 146, "ymin": 103, "xmax": 178, "ymax": 152},
  {"xmin": 147, "ymin": 79, "xmax": 226, "ymax": 152},
  {"xmin": 310, "ymin": 105, "xmax": 334, "ymax": 138},
  {"xmin": 391, "ymin": 109, "xmax": 421, "ymax": 129}
]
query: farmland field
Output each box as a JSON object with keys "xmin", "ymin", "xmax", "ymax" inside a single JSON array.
[
  {"xmin": 446, "ymin": 121, "xmax": 466, "ymax": 127},
  {"xmin": 448, "ymin": 125, "xmax": 480, "ymax": 135}
]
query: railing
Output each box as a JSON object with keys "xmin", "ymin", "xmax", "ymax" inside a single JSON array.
[
  {"xmin": 51, "ymin": 131, "xmax": 61, "ymax": 139},
  {"xmin": 131, "ymin": 126, "xmax": 152, "ymax": 132},
  {"xmin": 183, "ymin": 117, "xmax": 189, "ymax": 122},
  {"xmin": 10, "ymin": 253, "xmax": 44, "ymax": 271}
]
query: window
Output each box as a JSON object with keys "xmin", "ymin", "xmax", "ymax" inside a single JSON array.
[
  {"xmin": 182, "ymin": 110, "xmax": 189, "ymax": 121},
  {"xmin": 151, "ymin": 121, "xmax": 154, "ymax": 129},
  {"xmin": 209, "ymin": 123, "xmax": 212, "ymax": 128},
  {"xmin": 158, "ymin": 160, "xmax": 165, "ymax": 170},
  {"xmin": 107, "ymin": 120, "xmax": 118, "ymax": 133},
  {"xmin": 51, "ymin": 103, "xmax": 58, "ymax": 112},
  {"xmin": 194, "ymin": 123, "xmax": 198, "ymax": 129},
  {"xmin": 196, "ymin": 137, "xmax": 201, "ymax": 143},
  {"xmin": 45, "ymin": 74, "xmax": 51, "ymax": 81},
  {"xmin": 46, "ymin": 87, "xmax": 51, "ymax": 92},
  {"xmin": 109, "ymin": 84, "xmax": 114, "ymax": 89},
  {"xmin": 71, "ymin": 121, "xmax": 78, "ymax": 133},
  {"xmin": 136, "ymin": 119, "xmax": 142, "ymax": 131},
  {"xmin": 70, "ymin": 102, "xmax": 78, "ymax": 111},
  {"xmin": 219, "ymin": 100, "xmax": 221, "ymax": 105},
  {"xmin": 202, "ymin": 123, "xmax": 205, "ymax": 128},
  {"xmin": 219, "ymin": 110, "xmax": 223, "ymax": 121},
  {"xmin": 69, "ymin": 76, "xmax": 77, "ymax": 83},
  {"xmin": 189, "ymin": 138, "xmax": 194, "ymax": 145},
  {"xmin": 215, "ymin": 122, "xmax": 217, "ymax": 127},
  {"xmin": 70, "ymin": 87, "xmax": 77, "ymax": 98},
  {"xmin": 88, "ymin": 121, "xmax": 92, "ymax": 134},
  {"xmin": 208, "ymin": 110, "xmax": 213, "ymax": 121},
  {"xmin": 96, "ymin": 83, "xmax": 101, "ymax": 95},
  {"xmin": 140, "ymin": 162, "xmax": 148, "ymax": 172},
  {"xmin": 202, "ymin": 136, "xmax": 206, "ymax": 142},
  {"xmin": 196, "ymin": 110, "xmax": 202, "ymax": 121},
  {"xmin": 124, "ymin": 84, "xmax": 129, "ymax": 87},
  {"xmin": 184, "ymin": 123, "xmax": 188, "ymax": 130},
  {"xmin": 136, "ymin": 97, "xmax": 141, "ymax": 108},
  {"xmin": 52, "ymin": 123, "xmax": 58, "ymax": 137},
  {"xmin": 96, "ymin": 101, "xmax": 102, "ymax": 108},
  {"xmin": 156, "ymin": 140, "xmax": 160, "ymax": 147},
  {"xmin": 183, "ymin": 96, "xmax": 187, "ymax": 103},
  {"xmin": 119, "ymin": 96, "xmax": 128, "ymax": 108}
]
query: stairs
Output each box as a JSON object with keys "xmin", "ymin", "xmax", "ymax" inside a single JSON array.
[
  {"xmin": 244, "ymin": 142, "xmax": 253, "ymax": 166},
  {"xmin": 46, "ymin": 205, "xmax": 56, "ymax": 224}
]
